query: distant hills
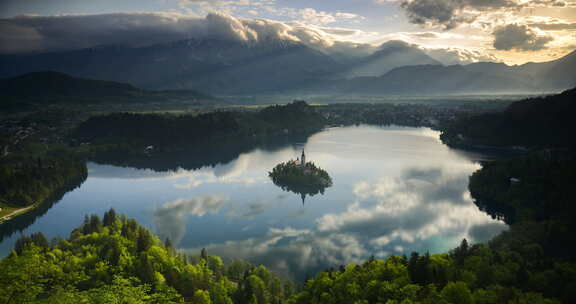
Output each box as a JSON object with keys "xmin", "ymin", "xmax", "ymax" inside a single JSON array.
[
  {"xmin": 0, "ymin": 37, "xmax": 574, "ymax": 95},
  {"xmin": 0, "ymin": 38, "xmax": 340, "ymax": 95},
  {"xmin": 0, "ymin": 71, "xmax": 214, "ymax": 104},
  {"xmin": 328, "ymin": 50, "xmax": 576, "ymax": 95},
  {"xmin": 0, "ymin": 71, "xmax": 140, "ymax": 98},
  {"xmin": 341, "ymin": 40, "xmax": 441, "ymax": 78},
  {"xmin": 441, "ymin": 86, "xmax": 576, "ymax": 149}
]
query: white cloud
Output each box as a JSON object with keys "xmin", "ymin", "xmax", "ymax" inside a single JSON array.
[
  {"xmin": 180, "ymin": 165, "xmax": 507, "ymax": 280},
  {"xmin": 154, "ymin": 195, "xmax": 228, "ymax": 245},
  {"xmin": 424, "ymin": 47, "xmax": 500, "ymax": 63}
]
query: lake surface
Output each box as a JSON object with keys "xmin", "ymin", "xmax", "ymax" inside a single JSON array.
[{"xmin": 0, "ymin": 125, "xmax": 507, "ymax": 279}]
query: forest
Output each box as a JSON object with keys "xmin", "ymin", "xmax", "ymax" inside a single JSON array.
[
  {"xmin": 73, "ymin": 101, "xmax": 326, "ymax": 166},
  {"xmin": 440, "ymin": 87, "xmax": 576, "ymax": 149},
  {"xmin": 0, "ymin": 147, "xmax": 87, "ymax": 218},
  {"xmin": 0, "ymin": 209, "xmax": 295, "ymax": 303}
]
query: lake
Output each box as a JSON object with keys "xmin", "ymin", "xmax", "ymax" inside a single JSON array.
[{"xmin": 0, "ymin": 125, "xmax": 507, "ymax": 279}]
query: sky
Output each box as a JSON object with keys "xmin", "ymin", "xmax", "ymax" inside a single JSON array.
[{"xmin": 0, "ymin": 0, "xmax": 575, "ymax": 64}]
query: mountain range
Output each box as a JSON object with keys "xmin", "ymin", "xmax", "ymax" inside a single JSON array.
[
  {"xmin": 0, "ymin": 38, "xmax": 574, "ymax": 95},
  {"xmin": 0, "ymin": 71, "xmax": 214, "ymax": 104}
]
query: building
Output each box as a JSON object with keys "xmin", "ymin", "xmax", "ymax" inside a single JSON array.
[{"xmin": 301, "ymin": 150, "xmax": 306, "ymax": 168}]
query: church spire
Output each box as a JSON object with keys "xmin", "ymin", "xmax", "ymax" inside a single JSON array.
[{"xmin": 301, "ymin": 149, "xmax": 306, "ymax": 167}]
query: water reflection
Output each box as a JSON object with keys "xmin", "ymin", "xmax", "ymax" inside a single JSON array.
[
  {"xmin": 182, "ymin": 164, "xmax": 506, "ymax": 280},
  {"xmin": 0, "ymin": 174, "xmax": 87, "ymax": 243},
  {"xmin": 0, "ymin": 125, "xmax": 508, "ymax": 281},
  {"xmin": 154, "ymin": 195, "xmax": 228, "ymax": 245},
  {"xmin": 270, "ymin": 180, "xmax": 329, "ymax": 205}
]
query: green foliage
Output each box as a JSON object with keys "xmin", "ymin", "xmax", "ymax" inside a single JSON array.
[
  {"xmin": 441, "ymin": 282, "xmax": 474, "ymax": 304},
  {"xmin": 0, "ymin": 149, "xmax": 87, "ymax": 209},
  {"xmin": 0, "ymin": 210, "xmax": 293, "ymax": 303},
  {"xmin": 269, "ymin": 160, "xmax": 332, "ymax": 188},
  {"xmin": 268, "ymin": 159, "xmax": 332, "ymax": 199}
]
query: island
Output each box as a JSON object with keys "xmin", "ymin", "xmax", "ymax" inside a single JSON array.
[{"xmin": 268, "ymin": 150, "xmax": 332, "ymax": 203}]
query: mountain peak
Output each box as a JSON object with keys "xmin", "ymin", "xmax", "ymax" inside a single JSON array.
[{"xmin": 378, "ymin": 40, "xmax": 413, "ymax": 50}]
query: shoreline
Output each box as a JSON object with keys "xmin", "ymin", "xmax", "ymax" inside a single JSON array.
[{"xmin": 0, "ymin": 204, "xmax": 37, "ymax": 224}]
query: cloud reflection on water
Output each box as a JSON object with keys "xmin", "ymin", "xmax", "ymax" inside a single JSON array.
[
  {"xmin": 142, "ymin": 126, "xmax": 506, "ymax": 280},
  {"xmin": 179, "ymin": 164, "xmax": 507, "ymax": 280},
  {"xmin": 153, "ymin": 195, "xmax": 228, "ymax": 245}
]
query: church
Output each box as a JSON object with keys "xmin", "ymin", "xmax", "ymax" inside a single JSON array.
[{"xmin": 295, "ymin": 149, "xmax": 306, "ymax": 168}]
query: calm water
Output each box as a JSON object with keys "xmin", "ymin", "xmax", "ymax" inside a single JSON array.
[{"xmin": 0, "ymin": 125, "xmax": 507, "ymax": 279}]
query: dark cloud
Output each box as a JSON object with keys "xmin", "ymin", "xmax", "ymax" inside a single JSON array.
[
  {"xmin": 493, "ymin": 24, "xmax": 553, "ymax": 51},
  {"xmin": 0, "ymin": 13, "xmax": 206, "ymax": 53},
  {"xmin": 0, "ymin": 12, "xmax": 355, "ymax": 54},
  {"xmin": 400, "ymin": 0, "xmax": 517, "ymax": 29},
  {"xmin": 0, "ymin": 21, "xmax": 42, "ymax": 53},
  {"xmin": 399, "ymin": 0, "xmax": 570, "ymax": 29},
  {"xmin": 400, "ymin": 0, "xmax": 467, "ymax": 29}
]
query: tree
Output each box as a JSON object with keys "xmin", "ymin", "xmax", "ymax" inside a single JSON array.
[
  {"xmin": 441, "ymin": 282, "xmax": 474, "ymax": 304},
  {"xmin": 103, "ymin": 208, "xmax": 117, "ymax": 227},
  {"xmin": 164, "ymin": 238, "xmax": 175, "ymax": 253},
  {"xmin": 137, "ymin": 228, "xmax": 153, "ymax": 252},
  {"xmin": 192, "ymin": 290, "xmax": 212, "ymax": 304},
  {"xmin": 453, "ymin": 239, "xmax": 469, "ymax": 265}
]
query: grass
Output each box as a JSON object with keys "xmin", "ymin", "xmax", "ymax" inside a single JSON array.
[{"xmin": 0, "ymin": 203, "xmax": 19, "ymax": 220}]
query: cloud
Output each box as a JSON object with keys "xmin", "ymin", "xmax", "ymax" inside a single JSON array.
[
  {"xmin": 153, "ymin": 195, "xmax": 228, "ymax": 245},
  {"xmin": 317, "ymin": 166, "xmax": 489, "ymax": 237},
  {"xmin": 492, "ymin": 23, "xmax": 553, "ymax": 50},
  {"xmin": 397, "ymin": 0, "xmax": 572, "ymax": 29},
  {"xmin": 182, "ymin": 227, "xmax": 367, "ymax": 280},
  {"xmin": 528, "ymin": 22, "xmax": 576, "ymax": 30},
  {"xmin": 423, "ymin": 47, "xmax": 499, "ymax": 64},
  {"xmin": 0, "ymin": 11, "xmax": 500, "ymax": 63},
  {"xmin": 0, "ymin": 21, "xmax": 42, "ymax": 53},
  {"xmin": 0, "ymin": 12, "xmax": 369, "ymax": 55},
  {"xmin": 399, "ymin": 0, "xmax": 519, "ymax": 29},
  {"xmin": 182, "ymin": 165, "xmax": 507, "ymax": 280}
]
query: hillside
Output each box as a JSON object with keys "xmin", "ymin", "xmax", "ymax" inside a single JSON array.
[
  {"xmin": 341, "ymin": 40, "xmax": 441, "ymax": 78},
  {"xmin": 440, "ymin": 87, "xmax": 576, "ymax": 149},
  {"xmin": 0, "ymin": 209, "xmax": 293, "ymax": 303},
  {"xmin": 0, "ymin": 71, "xmax": 215, "ymax": 105},
  {"xmin": 0, "ymin": 71, "xmax": 141, "ymax": 97},
  {"xmin": 0, "ymin": 38, "xmax": 342, "ymax": 94}
]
